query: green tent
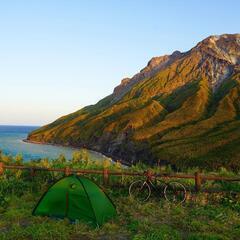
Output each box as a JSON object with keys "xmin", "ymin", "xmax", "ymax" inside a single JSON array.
[{"xmin": 33, "ymin": 175, "xmax": 116, "ymax": 227}]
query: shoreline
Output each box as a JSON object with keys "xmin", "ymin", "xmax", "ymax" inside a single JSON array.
[{"xmin": 23, "ymin": 139, "xmax": 131, "ymax": 166}]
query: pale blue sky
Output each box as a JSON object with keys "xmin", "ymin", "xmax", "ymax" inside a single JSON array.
[{"xmin": 0, "ymin": 0, "xmax": 239, "ymax": 126}]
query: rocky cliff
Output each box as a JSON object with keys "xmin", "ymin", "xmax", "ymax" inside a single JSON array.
[{"xmin": 28, "ymin": 34, "xmax": 240, "ymax": 170}]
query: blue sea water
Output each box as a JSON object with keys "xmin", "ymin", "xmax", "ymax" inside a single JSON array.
[{"xmin": 0, "ymin": 125, "xmax": 104, "ymax": 161}]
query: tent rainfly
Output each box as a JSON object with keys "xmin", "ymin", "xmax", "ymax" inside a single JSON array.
[{"xmin": 32, "ymin": 175, "xmax": 116, "ymax": 227}]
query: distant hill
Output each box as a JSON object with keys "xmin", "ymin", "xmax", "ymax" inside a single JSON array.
[{"xmin": 28, "ymin": 34, "xmax": 240, "ymax": 170}]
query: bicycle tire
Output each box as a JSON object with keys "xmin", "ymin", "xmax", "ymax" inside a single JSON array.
[
  {"xmin": 164, "ymin": 181, "xmax": 187, "ymax": 204},
  {"xmin": 129, "ymin": 180, "xmax": 151, "ymax": 202}
]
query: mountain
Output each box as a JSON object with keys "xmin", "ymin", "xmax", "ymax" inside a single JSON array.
[{"xmin": 28, "ymin": 34, "xmax": 240, "ymax": 170}]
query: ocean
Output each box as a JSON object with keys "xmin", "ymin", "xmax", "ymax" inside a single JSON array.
[{"xmin": 0, "ymin": 125, "xmax": 104, "ymax": 161}]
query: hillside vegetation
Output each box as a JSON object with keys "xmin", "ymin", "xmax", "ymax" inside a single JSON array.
[{"xmin": 28, "ymin": 34, "xmax": 240, "ymax": 170}]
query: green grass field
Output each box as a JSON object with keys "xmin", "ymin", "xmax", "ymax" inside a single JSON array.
[{"xmin": 0, "ymin": 151, "xmax": 240, "ymax": 240}]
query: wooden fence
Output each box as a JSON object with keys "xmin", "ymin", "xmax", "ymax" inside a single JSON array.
[{"xmin": 0, "ymin": 162, "xmax": 240, "ymax": 192}]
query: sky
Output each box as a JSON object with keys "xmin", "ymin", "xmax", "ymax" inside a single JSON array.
[{"xmin": 0, "ymin": 0, "xmax": 239, "ymax": 126}]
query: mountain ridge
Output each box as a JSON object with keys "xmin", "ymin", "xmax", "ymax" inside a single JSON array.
[{"xmin": 28, "ymin": 33, "xmax": 240, "ymax": 170}]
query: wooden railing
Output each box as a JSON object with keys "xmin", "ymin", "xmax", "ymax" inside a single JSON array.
[{"xmin": 0, "ymin": 162, "xmax": 240, "ymax": 192}]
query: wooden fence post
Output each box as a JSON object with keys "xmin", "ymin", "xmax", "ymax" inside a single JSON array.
[
  {"xmin": 0, "ymin": 162, "xmax": 4, "ymax": 175},
  {"xmin": 103, "ymin": 169, "xmax": 109, "ymax": 185},
  {"xmin": 195, "ymin": 171, "xmax": 201, "ymax": 192},
  {"xmin": 30, "ymin": 168, "xmax": 36, "ymax": 178},
  {"xmin": 65, "ymin": 167, "xmax": 71, "ymax": 176}
]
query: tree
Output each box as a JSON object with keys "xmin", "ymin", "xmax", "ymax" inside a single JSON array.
[
  {"xmin": 103, "ymin": 158, "xmax": 111, "ymax": 169},
  {"xmin": 15, "ymin": 154, "xmax": 23, "ymax": 165},
  {"xmin": 72, "ymin": 151, "xmax": 82, "ymax": 164},
  {"xmin": 58, "ymin": 154, "xmax": 66, "ymax": 163}
]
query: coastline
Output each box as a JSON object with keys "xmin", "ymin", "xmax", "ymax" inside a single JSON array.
[{"xmin": 23, "ymin": 139, "xmax": 131, "ymax": 166}]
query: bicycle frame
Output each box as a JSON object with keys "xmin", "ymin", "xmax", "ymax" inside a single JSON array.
[
  {"xmin": 141, "ymin": 175, "xmax": 167, "ymax": 192},
  {"xmin": 129, "ymin": 172, "xmax": 187, "ymax": 203}
]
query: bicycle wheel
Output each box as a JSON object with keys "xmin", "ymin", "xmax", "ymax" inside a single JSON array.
[
  {"xmin": 164, "ymin": 181, "xmax": 186, "ymax": 204},
  {"xmin": 129, "ymin": 180, "xmax": 151, "ymax": 202}
]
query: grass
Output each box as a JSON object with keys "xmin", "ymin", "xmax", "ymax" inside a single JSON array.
[
  {"xmin": 0, "ymin": 153, "xmax": 240, "ymax": 239},
  {"xmin": 1, "ymin": 189, "xmax": 240, "ymax": 239}
]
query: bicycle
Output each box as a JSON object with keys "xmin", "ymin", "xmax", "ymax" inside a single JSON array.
[{"xmin": 129, "ymin": 170, "xmax": 187, "ymax": 204}]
